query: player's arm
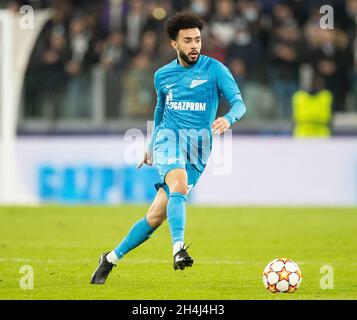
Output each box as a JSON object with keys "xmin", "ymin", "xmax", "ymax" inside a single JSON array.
[
  {"xmin": 212, "ymin": 62, "xmax": 246, "ymax": 134},
  {"xmin": 138, "ymin": 72, "xmax": 165, "ymax": 168}
]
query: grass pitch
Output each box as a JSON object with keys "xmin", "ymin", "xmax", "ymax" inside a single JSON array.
[{"xmin": 0, "ymin": 206, "xmax": 356, "ymax": 300}]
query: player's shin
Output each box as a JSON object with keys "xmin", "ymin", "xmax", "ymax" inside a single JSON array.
[
  {"xmin": 167, "ymin": 192, "xmax": 187, "ymax": 255},
  {"xmin": 107, "ymin": 216, "xmax": 157, "ymax": 264}
]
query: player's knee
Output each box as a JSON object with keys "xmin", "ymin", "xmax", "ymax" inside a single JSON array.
[
  {"xmin": 146, "ymin": 209, "xmax": 166, "ymax": 228},
  {"xmin": 169, "ymin": 179, "xmax": 188, "ymax": 195}
]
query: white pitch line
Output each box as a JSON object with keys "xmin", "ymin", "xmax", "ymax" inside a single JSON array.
[
  {"xmin": 0, "ymin": 257, "xmax": 245, "ymax": 265},
  {"xmin": 2, "ymin": 258, "xmax": 355, "ymax": 266}
]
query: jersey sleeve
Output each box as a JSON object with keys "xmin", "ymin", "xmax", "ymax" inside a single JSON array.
[
  {"xmin": 215, "ymin": 62, "xmax": 246, "ymax": 126},
  {"xmin": 147, "ymin": 71, "xmax": 165, "ymax": 152}
]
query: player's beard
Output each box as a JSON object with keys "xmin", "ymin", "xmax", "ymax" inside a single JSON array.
[{"xmin": 178, "ymin": 49, "xmax": 200, "ymax": 66}]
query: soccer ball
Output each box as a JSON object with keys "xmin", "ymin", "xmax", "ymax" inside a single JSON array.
[{"xmin": 263, "ymin": 258, "xmax": 302, "ymax": 293}]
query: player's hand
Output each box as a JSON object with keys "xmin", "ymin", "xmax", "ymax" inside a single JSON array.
[
  {"xmin": 137, "ymin": 151, "xmax": 153, "ymax": 169},
  {"xmin": 212, "ymin": 117, "xmax": 230, "ymax": 135}
]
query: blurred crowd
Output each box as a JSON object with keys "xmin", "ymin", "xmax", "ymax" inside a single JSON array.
[{"xmin": 2, "ymin": 0, "xmax": 357, "ymax": 122}]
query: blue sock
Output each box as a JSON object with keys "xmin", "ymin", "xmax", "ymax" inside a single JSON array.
[
  {"xmin": 114, "ymin": 216, "xmax": 156, "ymax": 259},
  {"xmin": 167, "ymin": 192, "xmax": 187, "ymax": 244}
]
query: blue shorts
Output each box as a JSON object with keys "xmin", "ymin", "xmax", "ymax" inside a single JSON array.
[
  {"xmin": 154, "ymin": 162, "xmax": 203, "ymax": 197},
  {"xmin": 153, "ymin": 129, "xmax": 204, "ymax": 197}
]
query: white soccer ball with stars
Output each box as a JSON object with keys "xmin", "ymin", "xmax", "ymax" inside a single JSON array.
[{"xmin": 263, "ymin": 258, "xmax": 302, "ymax": 293}]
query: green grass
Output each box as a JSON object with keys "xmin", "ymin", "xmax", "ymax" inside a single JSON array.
[{"xmin": 0, "ymin": 206, "xmax": 356, "ymax": 300}]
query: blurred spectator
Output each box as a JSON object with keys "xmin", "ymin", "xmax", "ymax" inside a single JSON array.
[
  {"xmin": 139, "ymin": 30, "xmax": 160, "ymax": 63},
  {"xmin": 84, "ymin": 4, "xmax": 106, "ymax": 41},
  {"xmin": 236, "ymin": 0, "xmax": 262, "ymax": 37},
  {"xmin": 268, "ymin": 20, "xmax": 302, "ymax": 119},
  {"xmin": 210, "ymin": 0, "xmax": 236, "ymax": 46},
  {"xmin": 121, "ymin": 0, "xmax": 149, "ymax": 53},
  {"xmin": 64, "ymin": 13, "xmax": 98, "ymax": 118},
  {"xmin": 100, "ymin": 30, "xmax": 127, "ymax": 71},
  {"xmin": 226, "ymin": 23, "xmax": 263, "ymax": 83},
  {"xmin": 40, "ymin": 26, "xmax": 69, "ymax": 119},
  {"xmin": 25, "ymin": 39, "xmax": 47, "ymax": 118},
  {"xmin": 271, "ymin": 2, "xmax": 295, "ymax": 26},
  {"xmin": 100, "ymin": 30, "xmax": 128, "ymax": 118},
  {"xmin": 345, "ymin": 0, "xmax": 357, "ymax": 35},
  {"xmin": 228, "ymin": 58, "xmax": 248, "ymax": 90},
  {"xmin": 305, "ymin": 24, "xmax": 350, "ymax": 112},
  {"xmin": 201, "ymin": 32, "xmax": 226, "ymax": 63},
  {"xmin": 157, "ymin": 40, "xmax": 177, "ymax": 66},
  {"xmin": 120, "ymin": 53, "xmax": 155, "ymax": 119},
  {"xmin": 292, "ymin": 75, "xmax": 333, "ymax": 138},
  {"xmin": 40, "ymin": 0, "xmax": 73, "ymax": 48},
  {"xmin": 101, "ymin": 0, "xmax": 125, "ymax": 34},
  {"xmin": 190, "ymin": 0, "xmax": 212, "ymax": 20}
]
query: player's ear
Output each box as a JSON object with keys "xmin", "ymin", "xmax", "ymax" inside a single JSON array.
[{"xmin": 170, "ymin": 39, "xmax": 177, "ymax": 50}]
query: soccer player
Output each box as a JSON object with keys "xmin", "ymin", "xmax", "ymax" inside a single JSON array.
[{"xmin": 91, "ymin": 12, "xmax": 246, "ymax": 284}]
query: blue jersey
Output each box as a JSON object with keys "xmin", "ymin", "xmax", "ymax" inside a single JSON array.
[{"xmin": 149, "ymin": 55, "xmax": 246, "ymax": 171}]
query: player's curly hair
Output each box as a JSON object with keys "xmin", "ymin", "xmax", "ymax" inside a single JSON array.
[{"xmin": 165, "ymin": 12, "xmax": 205, "ymax": 40}]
